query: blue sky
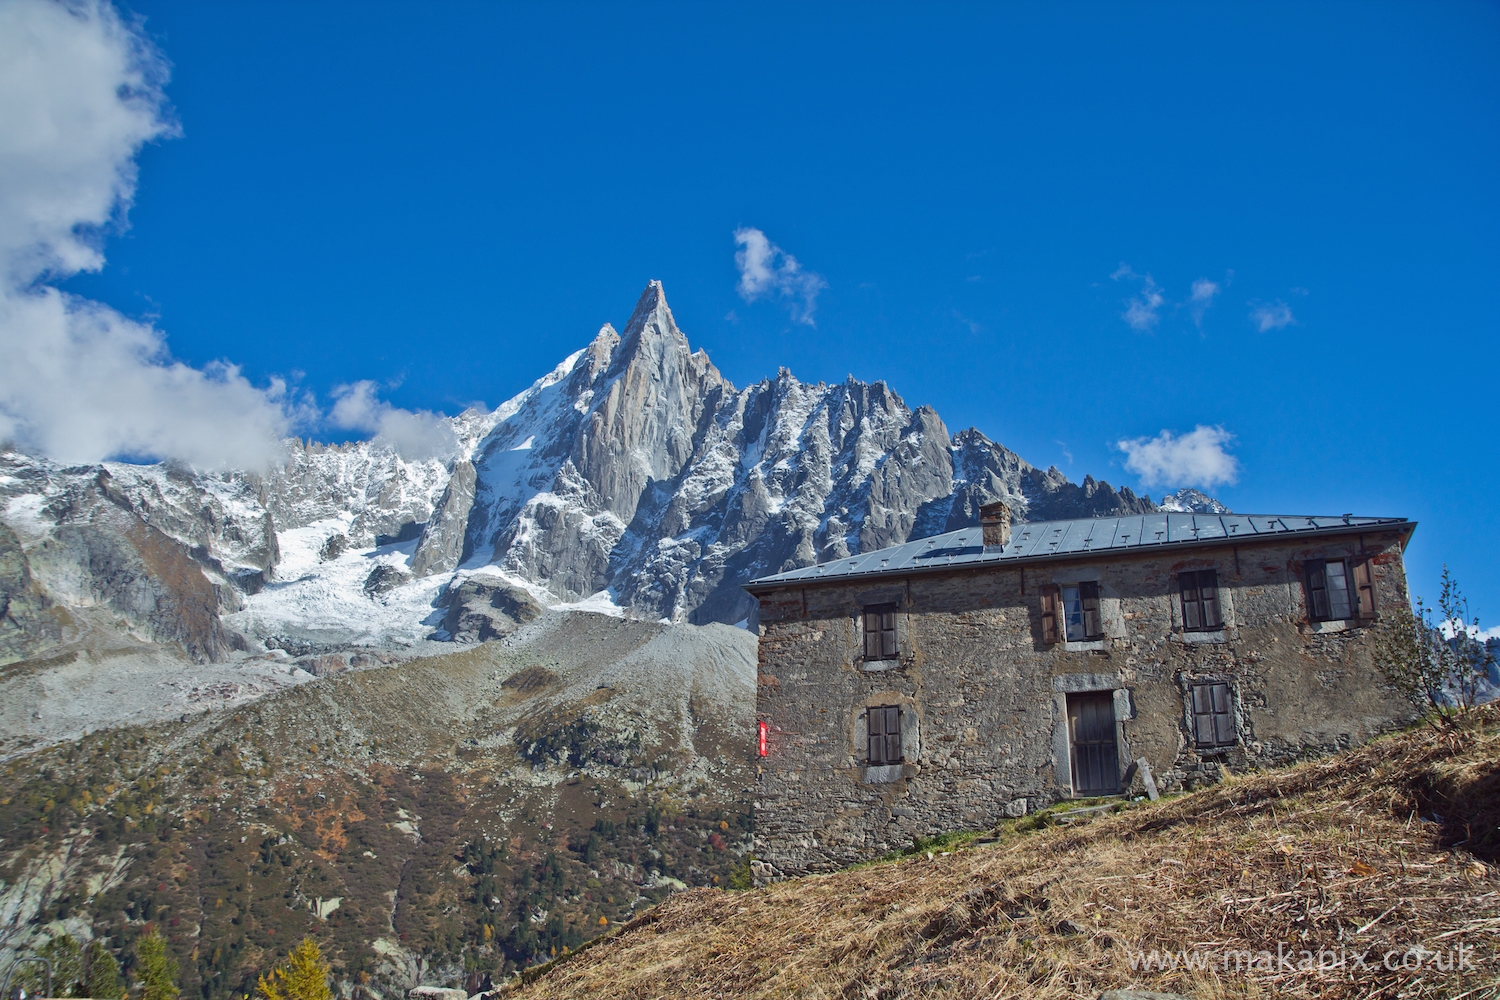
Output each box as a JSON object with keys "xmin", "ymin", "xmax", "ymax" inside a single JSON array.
[{"xmin": 8, "ymin": 1, "xmax": 1499, "ymax": 619}]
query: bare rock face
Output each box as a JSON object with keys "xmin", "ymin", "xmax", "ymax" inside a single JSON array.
[
  {"xmin": 0, "ymin": 521, "xmax": 60, "ymax": 664},
  {"xmin": 436, "ymin": 578, "xmax": 545, "ymax": 643},
  {"xmin": 1, "ymin": 458, "xmax": 251, "ymax": 662},
  {"xmin": 319, "ymin": 533, "xmax": 348, "ymax": 562},
  {"xmin": 363, "ymin": 564, "xmax": 413, "ymax": 598},
  {"xmin": 68, "ymin": 519, "xmax": 236, "ymax": 662},
  {"xmin": 410, "ymin": 459, "xmax": 476, "ymax": 577}
]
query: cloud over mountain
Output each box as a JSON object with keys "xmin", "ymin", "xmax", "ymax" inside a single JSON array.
[
  {"xmin": 330, "ymin": 380, "xmax": 459, "ymax": 460},
  {"xmin": 1117, "ymin": 424, "xmax": 1239, "ymax": 488},
  {"xmin": 733, "ymin": 227, "xmax": 827, "ymax": 326}
]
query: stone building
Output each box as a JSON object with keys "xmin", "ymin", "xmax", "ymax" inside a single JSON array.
[{"xmin": 745, "ymin": 505, "xmax": 1416, "ymax": 878}]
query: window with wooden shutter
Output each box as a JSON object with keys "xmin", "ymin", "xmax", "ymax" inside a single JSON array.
[
  {"xmin": 1061, "ymin": 582, "xmax": 1105, "ymax": 641},
  {"xmin": 866, "ymin": 705, "xmax": 903, "ymax": 765},
  {"xmin": 862, "ymin": 604, "xmax": 898, "ymax": 661},
  {"xmin": 1079, "ymin": 581, "xmax": 1103, "ymax": 639},
  {"xmin": 1040, "ymin": 585, "xmax": 1061, "ymax": 644},
  {"xmin": 1306, "ymin": 559, "xmax": 1353, "ymax": 622},
  {"xmin": 1305, "ymin": 560, "xmax": 1331, "ymax": 621},
  {"xmin": 1352, "ymin": 559, "xmax": 1377, "ymax": 619},
  {"xmin": 1179, "ymin": 569, "xmax": 1222, "ymax": 631},
  {"xmin": 1189, "ymin": 682, "xmax": 1236, "ymax": 748}
]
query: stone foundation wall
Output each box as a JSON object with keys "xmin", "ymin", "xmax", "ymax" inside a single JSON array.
[{"xmin": 752, "ymin": 529, "xmax": 1416, "ymax": 879}]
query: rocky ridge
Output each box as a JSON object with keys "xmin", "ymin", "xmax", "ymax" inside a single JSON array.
[{"xmin": 2, "ymin": 281, "xmax": 1194, "ymax": 673}]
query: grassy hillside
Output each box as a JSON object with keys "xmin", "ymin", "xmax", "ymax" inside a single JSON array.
[
  {"xmin": 0, "ymin": 613, "xmax": 756, "ymax": 999},
  {"xmin": 508, "ymin": 712, "xmax": 1500, "ymax": 1000}
]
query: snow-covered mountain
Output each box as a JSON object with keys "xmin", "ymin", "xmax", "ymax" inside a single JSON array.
[
  {"xmin": 2, "ymin": 281, "xmax": 1178, "ymax": 661},
  {"xmin": 1157, "ymin": 487, "xmax": 1231, "ymax": 514}
]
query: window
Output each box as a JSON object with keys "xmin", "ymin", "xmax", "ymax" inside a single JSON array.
[
  {"xmin": 862, "ymin": 604, "xmax": 898, "ymax": 660},
  {"xmin": 1179, "ymin": 569, "xmax": 1222, "ymax": 631},
  {"xmin": 1041, "ymin": 583, "xmax": 1103, "ymax": 644},
  {"xmin": 866, "ymin": 705, "xmax": 903, "ymax": 765},
  {"xmin": 1305, "ymin": 559, "xmax": 1357, "ymax": 621},
  {"xmin": 1062, "ymin": 581, "xmax": 1103, "ymax": 641},
  {"xmin": 1189, "ymin": 681, "xmax": 1236, "ymax": 748}
]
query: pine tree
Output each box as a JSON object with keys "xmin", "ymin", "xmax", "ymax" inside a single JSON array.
[
  {"xmin": 37, "ymin": 934, "xmax": 83, "ymax": 997},
  {"xmin": 133, "ymin": 931, "xmax": 179, "ymax": 1000},
  {"xmin": 84, "ymin": 940, "xmax": 125, "ymax": 1000},
  {"xmin": 255, "ymin": 937, "xmax": 332, "ymax": 1000}
]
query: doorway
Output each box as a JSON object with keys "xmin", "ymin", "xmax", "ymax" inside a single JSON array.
[{"xmin": 1067, "ymin": 691, "xmax": 1120, "ymax": 795}]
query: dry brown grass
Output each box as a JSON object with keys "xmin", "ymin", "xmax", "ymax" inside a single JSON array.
[{"xmin": 508, "ymin": 713, "xmax": 1500, "ymax": 999}]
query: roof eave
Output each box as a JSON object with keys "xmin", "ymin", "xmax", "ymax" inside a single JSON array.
[{"xmin": 742, "ymin": 518, "xmax": 1415, "ymax": 595}]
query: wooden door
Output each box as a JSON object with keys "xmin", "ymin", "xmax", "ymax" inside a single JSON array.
[{"xmin": 1068, "ymin": 692, "xmax": 1120, "ymax": 795}]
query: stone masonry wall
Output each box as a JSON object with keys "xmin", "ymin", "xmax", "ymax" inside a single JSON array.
[{"xmin": 751, "ymin": 529, "xmax": 1416, "ymax": 880}]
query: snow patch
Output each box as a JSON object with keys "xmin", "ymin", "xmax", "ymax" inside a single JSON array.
[{"xmin": 553, "ymin": 589, "xmax": 628, "ymax": 618}]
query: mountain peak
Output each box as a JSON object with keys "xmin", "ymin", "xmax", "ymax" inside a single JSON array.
[
  {"xmin": 1159, "ymin": 487, "xmax": 1231, "ymax": 514},
  {"xmin": 607, "ymin": 280, "xmax": 694, "ymax": 377},
  {"xmin": 622, "ymin": 279, "xmax": 673, "ymax": 334}
]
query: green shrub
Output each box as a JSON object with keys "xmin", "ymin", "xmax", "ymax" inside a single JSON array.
[
  {"xmin": 133, "ymin": 931, "xmax": 179, "ymax": 1000},
  {"xmin": 85, "ymin": 940, "xmax": 125, "ymax": 1000}
]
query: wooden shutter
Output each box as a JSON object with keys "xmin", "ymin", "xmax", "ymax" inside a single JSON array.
[
  {"xmin": 1179, "ymin": 571, "xmax": 1202, "ymax": 630},
  {"xmin": 884, "ymin": 705, "xmax": 902, "ymax": 763},
  {"xmin": 1305, "ymin": 561, "xmax": 1330, "ymax": 621},
  {"xmin": 1190, "ymin": 684, "xmax": 1216, "ymax": 745},
  {"xmin": 1079, "ymin": 581, "xmax": 1102, "ymax": 639},
  {"xmin": 1190, "ymin": 682, "xmax": 1235, "ymax": 747},
  {"xmin": 1352, "ymin": 559, "xmax": 1377, "ymax": 619},
  {"xmin": 880, "ymin": 608, "xmax": 898, "ymax": 659},
  {"xmin": 1040, "ymin": 585, "xmax": 1061, "ymax": 644},
  {"xmin": 863, "ymin": 605, "xmax": 898, "ymax": 660},
  {"xmin": 1211, "ymin": 682, "xmax": 1234, "ymax": 744},
  {"xmin": 867, "ymin": 706, "xmax": 902, "ymax": 764},
  {"xmin": 1200, "ymin": 570, "xmax": 1222, "ymax": 629}
]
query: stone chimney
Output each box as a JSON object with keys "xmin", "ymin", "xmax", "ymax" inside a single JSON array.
[{"xmin": 980, "ymin": 501, "xmax": 1011, "ymax": 550}]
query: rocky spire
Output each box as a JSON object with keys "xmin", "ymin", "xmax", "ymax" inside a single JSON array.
[{"xmin": 571, "ymin": 282, "xmax": 725, "ymax": 528}]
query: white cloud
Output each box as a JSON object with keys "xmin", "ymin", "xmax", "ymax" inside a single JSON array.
[
  {"xmin": 1111, "ymin": 264, "xmax": 1164, "ymax": 332},
  {"xmin": 0, "ymin": 0, "xmax": 176, "ymax": 283},
  {"xmin": 1249, "ymin": 300, "xmax": 1296, "ymax": 332},
  {"xmin": 329, "ymin": 381, "xmax": 457, "ymax": 460},
  {"xmin": 0, "ymin": 0, "xmax": 299, "ymax": 469},
  {"xmin": 733, "ymin": 227, "xmax": 827, "ymax": 326},
  {"xmin": 1189, "ymin": 278, "xmax": 1220, "ymax": 326},
  {"xmin": 0, "ymin": 289, "xmax": 300, "ymax": 467},
  {"xmin": 1116, "ymin": 425, "xmax": 1240, "ymax": 488},
  {"xmin": 1439, "ymin": 619, "xmax": 1500, "ymax": 643}
]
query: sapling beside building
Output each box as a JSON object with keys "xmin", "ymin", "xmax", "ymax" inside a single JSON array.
[{"xmin": 745, "ymin": 503, "xmax": 1416, "ymax": 879}]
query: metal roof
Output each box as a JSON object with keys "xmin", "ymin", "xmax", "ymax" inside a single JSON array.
[{"xmin": 744, "ymin": 513, "xmax": 1413, "ymax": 591}]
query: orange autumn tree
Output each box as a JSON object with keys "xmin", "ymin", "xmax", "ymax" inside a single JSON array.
[{"xmin": 255, "ymin": 937, "xmax": 332, "ymax": 1000}]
